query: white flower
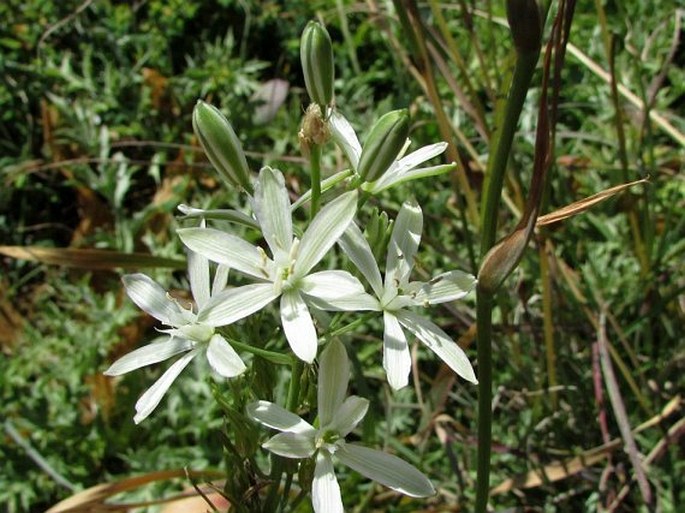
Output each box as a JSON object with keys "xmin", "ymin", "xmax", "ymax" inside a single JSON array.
[
  {"xmin": 328, "ymin": 110, "xmax": 455, "ymax": 193},
  {"xmin": 104, "ymin": 250, "xmax": 246, "ymax": 424},
  {"xmin": 247, "ymin": 340, "xmax": 435, "ymax": 513},
  {"xmin": 337, "ymin": 199, "xmax": 478, "ymax": 390},
  {"xmin": 178, "ymin": 166, "xmax": 363, "ymax": 363}
]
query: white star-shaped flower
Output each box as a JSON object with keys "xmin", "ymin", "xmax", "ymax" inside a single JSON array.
[
  {"xmin": 178, "ymin": 166, "xmax": 363, "ymax": 363},
  {"xmin": 334, "ymin": 199, "xmax": 478, "ymax": 389},
  {"xmin": 104, "ymin": 250, "xmax": 246, "ymax": 423},
  {"xmin": 247, "ymin": 340, "xmax": 435, "ymax": 513}
]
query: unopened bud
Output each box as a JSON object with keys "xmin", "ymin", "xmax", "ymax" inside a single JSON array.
[
  {"xmin": 357, "ymin": 109, "xmax": 410, "ymax": 183},
  {"xmin": 506, "ymin": 0, "xmax": 543, "ymax": 54},
  {"xmin": 300, "ymin": 21, "xmax": 334, "ymax": 107},
  {"xmin": 193, "ymin": 100, "xmax": 252, "ymax": 193}
]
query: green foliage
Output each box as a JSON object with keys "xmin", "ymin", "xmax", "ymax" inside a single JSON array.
[{"xmin": 1, "ymin": 0, "xmax": 683, "ymax": 512}]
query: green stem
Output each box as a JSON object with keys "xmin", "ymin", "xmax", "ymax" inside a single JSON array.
[
  {"xmin": 475, "ymin": 290, "xmax": 493, "ymax": 513},
  {"xmin": 480, "ymin": 51, "xmax": 539, "ymax": 252},
  {"xmin": 309, "ymin": 144, "xmax": 322, "ymax": 219},
  {"xmin": 475, "ymin": 48, "xmax": 540, "ymax": 513}
]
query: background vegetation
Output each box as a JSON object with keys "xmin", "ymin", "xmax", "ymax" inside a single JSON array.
[{"xmin": 1, "ymin": 1, "xmax": 683, "ymax": 511}]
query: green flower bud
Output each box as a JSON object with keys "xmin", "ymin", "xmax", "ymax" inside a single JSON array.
[
  {"xmin": 192, "ymin": 100, "xmax": 252, "ymax": 193},
  {"xmin": 300, "ymin": 20, "xmax": 334, "ymax": 107},
  {"xmin": 506, "ymin": 0, "xmax": 543, "ymax": 54},
  {"xmin": 357, "ymin": 109, "xmax": 410, "ymax": 183}
]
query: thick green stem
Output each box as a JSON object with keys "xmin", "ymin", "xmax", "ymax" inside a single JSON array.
[
  {"xmin": 480, "ymin": 51, "xmax": 539, "ymax": 252},
  {"xmin": 309, "ymin": 144, "xmax": 322, "ymax": 219},
  {"xmin": 475, "ymin": 48, "xmax": 540, "ymax": 513}
]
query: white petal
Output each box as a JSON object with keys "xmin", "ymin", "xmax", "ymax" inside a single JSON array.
[
  {"xmin": 329, "ymin": 110, "xmax": 361, "ymax": 170},
  {"xmin": 294, "ymin": 191, "xmax": 357, "ymax": 278},
  {"xmin": 206, "ymin": 334, "xmax": 246, "ymax": 377},
  {"xmin": 263, "ymin": 432, "xmax": 316, "ymax": 458},
  {"xmin": 198, "ymin": 283, "xmax": 280, "ymax": 327},
  {"xmin": 104, "ymin": 336, "xmax": 193, "ymax": 375},
  {"xmin": 318, "ymin": 339, "xmax": 350, "ymax": 427},
  {"xmin": 396, "ymin": 310, "xmax": 477, "ymax": 384},
  {"xmin": 300, "ymin": 270, "xmax": 365, "ymax": 298},
  {"xmin": 280, "ymin": 291, "xmax": 318, "ymax": 363},
  {"xmin": 327, "ymin": 396, "xmax": 369, "ymax": 437},
  {"xmin": 336, "ymin": 443, "xmax": 435, "ymax": 497},
  {"xmin": 312, "ymin": 452, "xmax": 344, "ymax": 513},
  {"xmin": 122, "ymin": 274, "xmax": 185, "ymax": 325},
  {"xmin": 178, "ymin": 227, "xmax": 268, "ymax": 280},
  {"xmin": 246, "ymin": 400, "xmax": 315, "ymax": 433},
  {"xmin": 396, "ymin": 142, "xmax": 447, "ymax": 172},
  {"xmin": 211, "ymin": 264, "xmax": 230, "ymax": 296},
  {"xmin": 411, "ymin": 270, "xmax": 477, "ymax": 306},
  {"xmin": 300, "ymin": 271, "xmax": 379, "ymax": 311},
  {"xmin": 383, "ymin": 312, "xmax": 411, "ymax": 390},
  {"xmin": 338, "ymin": 223, "xmax": 383, "ymax": 297},
  {"xmin": 385, "ymin": 200, "xmax": 422, "ymax": 290},
  {"xmin": 188, "ymin": 249, "xmax": 211, "ymax": 310},
  {"xmin": 133, "ymin": 349, "xmax": 199, "ymax": 423},
  {"xmin": 253, "ymin": 167, "xmax": 293, "ymax": 256},
  {"xmin": 369, "ymin": 163, "xmax": 454, "ymax": 194}
]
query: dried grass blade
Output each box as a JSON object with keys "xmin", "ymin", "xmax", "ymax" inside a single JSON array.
[{"xmin": 536, "ymin": 178, "xmax": 649, "ymax": 227}]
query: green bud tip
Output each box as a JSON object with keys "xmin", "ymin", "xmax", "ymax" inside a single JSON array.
[
  {"xmin": 192, "ymin": 100, "xmax": 252, "ymax": 193},
  {"xmin": 300, "ymin": 20, "xmax": 334, "ymax": 107},
  {"xmin": 357, "ymin": 109, "xmax": 410, "ymax": 183}
]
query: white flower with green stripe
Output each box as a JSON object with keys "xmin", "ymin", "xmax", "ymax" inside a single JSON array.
[
  {"xmin": 104, "ymin": 249, "xmax": 246, "ymax": 424},
  {"xmin": 178, "ymin": 166, "xmax": 362, "ymax": 363},
  {"xmin": 337, "ymin": 200, "xmax": 478, "ymax": 390},
  {"xmin": 247, "ymin": 340, "xmax": 435, "ymax": 513}
]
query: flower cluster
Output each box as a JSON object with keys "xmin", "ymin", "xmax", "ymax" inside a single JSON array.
[{"xmin": 105, "ymin": 19, "xmax": 477, "ymax": 512}]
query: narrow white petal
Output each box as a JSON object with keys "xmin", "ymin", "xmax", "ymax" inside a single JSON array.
[
  {"xmin": 253, "ymin": 167, "xmax": 293, "ymax": 256},
  {"xmin": 206, "ymin": 334, "xmax": 246, "ymax": 378},
  {"xmin": 312, "ymin": 452, "xmax": 344, "ymax": 513},
  {"xmin": 104, "ymin": 337, "xmax": 192, "ymax": 375},
  {"xmin": 301, "ymin": 271, "xmax": 380, "ymax": 311},
  {"xmin": 318, "ymin": 339, "xmax": 350, "ymax": 427},
  {"xmin": 385, "ymin": 200, "xmax": 422, "ymax": 290},
  {"xmin": 338, "ymin": 223, "xmax": 383, "ymax": 297},
  {"xmin": 178, "ymin": 227, "xmax": 268, "ymax": 280},
  {"xmin": 306, "ymin": 291, "xmax": 381, "ymax": 312},
  {"xmin": 188, "ymin": 249, "xmax": 211, "ymax": 310},
  {"xmin": 246, "ymin": 400, "xmax": 315, "ymax": 433},
  {"xmin": 263, "ymin": 432, "xmax": 316, "ymax": 458},
  {"xmin": 211, "ymin": 264, "xmax": 230, "ymax": 296},
  {"xmin": 300, "ymin": 270, "xmax": 365, "ymax": 298},
  {"xmin": 369, "ymin": 163, "xmax": 455, "ymax": 194},
  {"xmin": 383, "ymin": 312, "xmax": 411, "ymax": 390},
  {"xmin": 336, "ymin": 443, "xmax": 435, "ymax": 498},
  {"xmin": 280, "ymin": 291, "xmax": 318, "ymax": 363},
  {"xmin": 327, "ymin": 396, "xmax": 369, "ymax": 437},
  {"xmin": 294, "ymin": 191, "xmax": 358, "ymax": 277},
  {"xmin": 133, "ymin": 349, "xmax": 199, "ymax": 423},
  {"xmin": 198, "ymin": 283, "xmax": 280, "ymax": 327},
  {"xmin": 396, "ymin": 142, "xmax": 447, "ymax": 170},
  {"xmin": 329, "ymin": 110, "xmax": 361, "ymax": 170},
  {"xmin": 411, "ymin": 270, "xmax": 477, "ymax": 306},
  {"xmin": 122, "ymin": 274, "xmax": 185, "ymax": 325},
  {"xmin": 396, "ymin": 310, "xmax": 477, "ymax": 384}
]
